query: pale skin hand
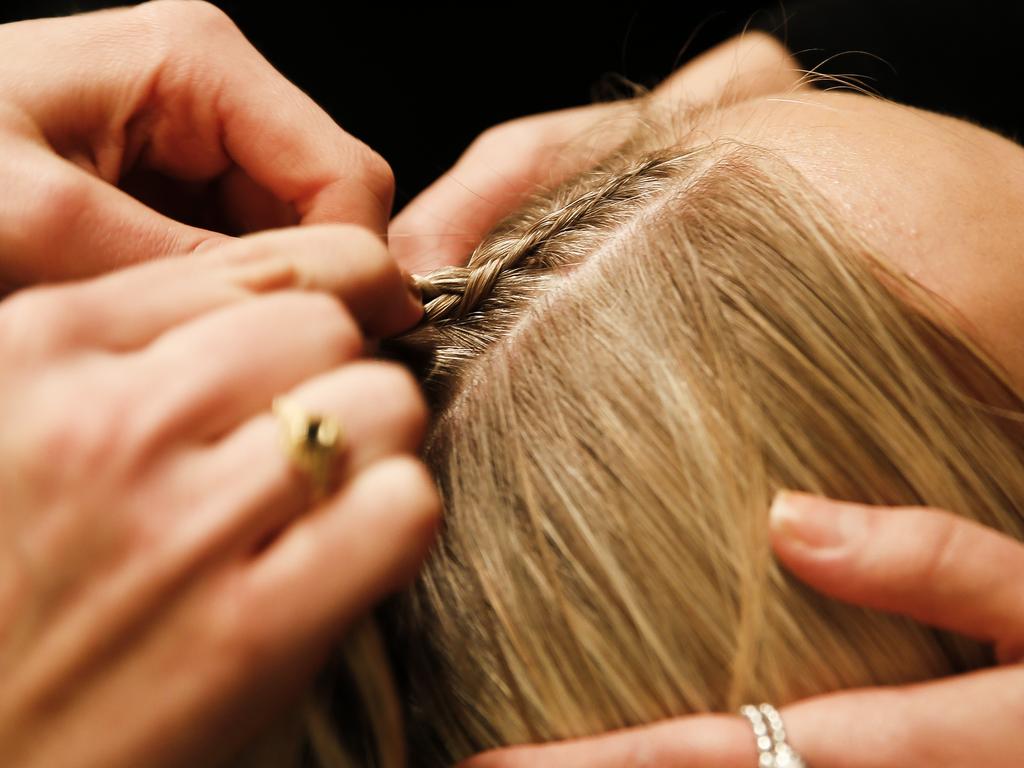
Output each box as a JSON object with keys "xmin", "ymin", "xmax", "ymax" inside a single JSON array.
[
  {"xmin": 0, "ymin": 224, "xmax": 438, "ymax": 768},
  {"xmin": 390, "ymin": 31, "xmax": 804, "ymax": 272},
  {"xmin": 462, "ymin": 494, "xmax": 1024, "ymax": 768},
  {"xmin": 0, "ymin": 0, "xmax": 395, "ymax": 289}
]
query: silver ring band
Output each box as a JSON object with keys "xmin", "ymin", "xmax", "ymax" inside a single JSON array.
[{"xmin": 739, "ymin": 703, "xmax": 807, "ymax": 768}]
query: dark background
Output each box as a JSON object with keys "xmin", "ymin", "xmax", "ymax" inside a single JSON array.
[{"xmin": 2, "ymin": 1, "xmax": 1021, "ymax": 212}]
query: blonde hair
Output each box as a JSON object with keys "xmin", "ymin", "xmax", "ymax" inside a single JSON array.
[{"xmin": 377, "ymin": 105, "xmax": 1024, "ymax": 765}]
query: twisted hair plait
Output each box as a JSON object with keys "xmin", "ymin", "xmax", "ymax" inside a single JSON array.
[{"xmin": 411, "ymin": 153, "xmax": 690, "ymax": 324}]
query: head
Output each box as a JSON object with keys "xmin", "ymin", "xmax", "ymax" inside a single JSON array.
[{"xmin": 382, "ymin": 91, "xmax": 1024, "ymax": 765}]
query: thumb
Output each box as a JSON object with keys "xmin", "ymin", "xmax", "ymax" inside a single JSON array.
[{"xmin": 3, "ymin": 146, "xmax": 225, "ymax": 286}]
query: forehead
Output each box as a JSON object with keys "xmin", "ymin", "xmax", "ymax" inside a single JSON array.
[{"xmin": 692, "ymin": 89, "xmax": 1024, "ymax": 385}]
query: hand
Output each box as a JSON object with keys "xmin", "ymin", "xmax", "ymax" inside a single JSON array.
[
  {"xmin": 0, "ymin": 1, "xmax": 395, "ymax": 288},
  {"xmin": 463, "ymin": 493, "xmax": 1024, "ymax": 767},
  {"xmin": 0, "ymin": 225, "xmax": 436, "ymax": 768},
  {"xmin": 390, "ymin": 31, "xmax": 803, "ymax": 273}
]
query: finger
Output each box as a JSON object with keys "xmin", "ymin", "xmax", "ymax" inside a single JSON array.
[
  {"xmin": 388, "ymin": 103, "xmax": 632, "ymax": 272},
  {"xmin": 463, "ymin": 666, "xmax": 1024, "ymax": 768},
  {"xmin": 216, "ymin": 165, "xmax": 300, "ymax": 232},
  {"xmin": 389, "ymin": 32, "xmax": 804, "ymax": 275},
  {"xmin": 117, "ymin": 2, "xmax": 394, "ymax": 233},
  {"xmin": 242, "ymin": 455, "xmax": 440, "ymax": 656},
  {"xmin": 0, "ymin": 144, "xmax": 223, "ymax": 286},
  {"xmin": 460, "ymin": 714, "xmax": 752, "ymax": 768},
  {"xmin": 3, "ymin": 2, "xmax": 393, "ymax": 256},
  {"xmin": 131, "ymin": 291, "xmax": 364, "ymax": 444},
  {"xmin": 783, "ymin": 666, "xmax": 1024, "ymax": 768},
  {"xmin": 47, "ymin": 224, "xmax": 421, "ymax": 351},
  {"xmin": 770, "ymin": 492, "xmax": 1024, "ymax": 663},
  {"xmin": 192, "ymin": 360, "xmax": 427, "ymax": 545},
  {"xmin": 650, "ymin": 31, "xmax": 805, "ymax": 108},
  {"xmin": 142, "ymin": 3, "xmax": 396, "ymax": 233}
]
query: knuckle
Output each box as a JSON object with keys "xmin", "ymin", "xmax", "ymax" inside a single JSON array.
[
  {"xmin": 21, "ymin": 378, "xmax": 131, "ymax": 487},
  {"xmin": 465, "ymin": 129, "xmax": 499, "ymax": 161},
  {"xmin": 469, "ymin": 117, "xmax": 544, "ymax": 156},
  {"xmin": 139, "ymin": 0, "xmax": 238, "ymax": 35},
  {"xmin": 205, "ymin": 581, "xmax": 279, "ymax": 677},
  {"xmin": 471, "ymin": 122, "xmax": 515, "ymax": 152},
  {"xmin": 130, "ymin": 2, "xmax": 245, "ymax": 95},
  {"xmin": 13, "ymin": 169, "xmax": 93, "ymax": 254},
  {"xmin": 911, "ymin": 507, "xmax": 964, "ymax": 587},
  {"xmin": 0, "ymin": 287, "xmax": 76, "ymax": 355}
]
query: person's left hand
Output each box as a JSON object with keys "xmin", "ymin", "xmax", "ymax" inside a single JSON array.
[
  {"xmin": 0, "ymin": 1, "xmax": 395, "ymax": 288},
  {"xmin": 461, "ymin": 493, "xmax": 1024, "ymax": 767}
]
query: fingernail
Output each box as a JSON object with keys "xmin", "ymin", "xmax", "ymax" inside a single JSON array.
[
  {"xmin": 769, "ymin": 491, "xmax": 867, "ymax": 551},
  {"xmin": 401, "ymin": 269, "xmax": 423, "ymax": 302}
]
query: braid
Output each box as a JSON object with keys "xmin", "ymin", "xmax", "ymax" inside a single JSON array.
[
  {"xmin": 413, "ymin": 152, "xmax": 693, "ymax": 324},
  {"xmin": 391, "ymin": 147, "xmax": 711, "ymax": 404}
]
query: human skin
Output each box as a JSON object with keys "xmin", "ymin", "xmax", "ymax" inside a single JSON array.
[
  {"xmin": 0, "ymin": 226, "xmax": 439, "ymax": 768},
  {"xmin": 0, "ymin": 0, "xmax": 395, "ymax": 289},
  {"xmin": 0, "ymin": 4, "xmax": 441, "ymax": 766},
  {"xmin": 395, "ymin": 32, "xmax": 1024, "ymax": 767},
  {"xmin": 390, "ymin": 32, "xmax": 804, "ymax": 273},
  {"xmin": 394, "ymin": 34, "xmax": 1024, "ymax": 389},
  {"xmin": 465, "ymin": 495, "xmax": 1024, "ymax": 767}
]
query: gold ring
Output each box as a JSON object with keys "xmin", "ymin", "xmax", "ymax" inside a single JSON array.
[{"xmin": 272, "ymin": 396, "xmax": 344, "ymax": 500}]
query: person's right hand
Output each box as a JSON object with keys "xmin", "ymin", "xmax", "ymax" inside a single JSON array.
[
  {"xmin": 464, "ymin": 494, "xmax": 1024, "ymax": 767},
  {"xmin": 0, "ymin": 224, "xmax": 437, "ymax": 768},
  {"xmin": 390, "ymin": 31, "xmax": 805, "ymax": 272}
]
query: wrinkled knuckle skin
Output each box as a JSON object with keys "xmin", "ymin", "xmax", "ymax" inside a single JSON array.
[
  {"xmin": 129, "ymin": 1, "xmax": 244, "ymax": 88},
  {"xmin": 912, "ymin": 509, "xmax": 964, "ymax": 590},
  {"xmin": 138, "ymin": 0, "xmax": 239, "ymax": 36}
]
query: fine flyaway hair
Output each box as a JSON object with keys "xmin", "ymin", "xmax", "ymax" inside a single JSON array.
[
  {"xmin": 381, "ymin": 107, "xmax": 1024, "ymax": 766},
  {"xmin": 237, "ymin": 95, "xmax": 1024, "ymax": 768}
]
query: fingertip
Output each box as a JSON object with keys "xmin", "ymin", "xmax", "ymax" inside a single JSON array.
[
  {"xmin": 455, "ymin": 749, "xmax": 521, "ymax": 768},
  {"xmin": 303, "ymin": 223, "xmax": 424, "ymax": 336},
  {"xmin": 368, "ymin": 455, "xmax": 443, "ymax": 585},
  {"xmin": 320, "ymin": 453, "xmax": 442, "ymax": 595},
  {"xmin": 769, "ymin": 491, "xmax": 870, "ymax": 557}
]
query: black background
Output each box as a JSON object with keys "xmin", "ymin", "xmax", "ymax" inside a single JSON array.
[{"xmin": 2, "ymin": 1, "xmax": 1021, "ymax": 212}]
